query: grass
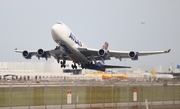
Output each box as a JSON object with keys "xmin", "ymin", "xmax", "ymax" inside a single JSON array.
[{"xmin": 0, "ymin": 84, "xmax": 180, "ymax": 107}]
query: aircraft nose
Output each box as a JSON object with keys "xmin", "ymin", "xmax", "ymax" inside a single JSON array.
[
  {"xmin": 51, "ymin": 24, "xmax": 62, "ymax": 44},
  {"xmin": 51, "ymin": 24, "xmax": 60, "ymax": 35}
]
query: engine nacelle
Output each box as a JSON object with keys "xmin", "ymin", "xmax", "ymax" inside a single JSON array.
[
  {"xmin": 98, "ymin": 49, "xmax": 108, "ymax": 58},
  {"xmin": 37, "ymin": 49, "xmax": 47, "ymax": 57},
  {"xmin": 22, "ymin": 50, "xmax": 32, "ymax": 59},
  {"xmin": 129, "ymin": 51, "xmax": 138, "ymax": 60}
]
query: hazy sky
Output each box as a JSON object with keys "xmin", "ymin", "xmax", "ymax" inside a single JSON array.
[{"xmin": 0, "ymin": 0, "xmax": 180, "ymax": 70}]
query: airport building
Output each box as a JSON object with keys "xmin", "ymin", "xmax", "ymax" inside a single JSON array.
[
  {"xmin": 0, "ymin": 60, "xmax": 98, "ymax": 78},
  {"xmin": 0, "ymin": 60, "xmax": 94, "ymax": 74},
  {"xmin": 0, "ymin": 61, "xmax": 180, "ymax": 81},
  {"xmin": 0, "ymin": 61, "xmax": 180, "ymax": 74},
  {"xmin": 156, "ymin": 65, "xmax": 180, "ymax": 79}
]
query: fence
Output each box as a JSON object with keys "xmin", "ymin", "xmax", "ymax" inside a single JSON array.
[{"xmin": 0, "ymin": 81, "xmax": 180, "ymax": 109}]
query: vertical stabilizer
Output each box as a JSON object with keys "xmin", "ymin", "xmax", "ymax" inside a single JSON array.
[
  {"xmin": 102, "ymin": 42, "xmax": 109, "ymax": 50},
  {"xmin": 151, "ymin": 68, "xmax": 156, "ymax": 78}
]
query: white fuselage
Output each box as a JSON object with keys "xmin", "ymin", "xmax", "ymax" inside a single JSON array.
[
  {"xmin": 51, "ymin": 22, "xmax": 89, "ymax": 64},
  {"xmin": 126, "ymin": 72, "xmax": 152, "ymax": 81},
  {"xmin": 155, "ymin": 74, "xmax": 173, "ymax": 80}
]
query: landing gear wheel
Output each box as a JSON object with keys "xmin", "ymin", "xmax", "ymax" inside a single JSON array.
[
  {"xmin": 71, "ymin": 64, "xmax": 74, "ymax": 69},
  {"xmin": 74, "ymin": 65, "xmax": 77, "ymax": 69},
  {"xmin": 61, "ymin": 64, "xmax": 66, "ymax": 68},
  {"xmin": 60, "ymin": 60, "xmax": 66, "ymax": 68},
  {"xmin": 72, "ymin": 63, "xmax": 77, "ymax": 69},
  {"xmin": 81, "ymin": 64, "xmax": 86, "ymax": 69}
]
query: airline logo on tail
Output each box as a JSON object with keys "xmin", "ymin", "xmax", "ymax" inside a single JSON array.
[
  {"xmin": 151, "ymin": 68, "xmax": 157, "ymax": 78},
  {"xmin": 102, "ymin": 42, "xmax": 109, "ymax": 50}
]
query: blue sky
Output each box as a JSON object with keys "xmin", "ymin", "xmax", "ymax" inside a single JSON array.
[{"xmin": 0, "ymin": 0, "xmax": 179, "ymax": 70}]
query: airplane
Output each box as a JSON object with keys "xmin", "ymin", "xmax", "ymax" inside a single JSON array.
[
  {"xmin": 85, "ymin": 70, "xmax": 150, "ymax": 81},
  {"xmin": 15, "ymin": 22, "xmax": 171, "ymax": 71},
  {"xmin": 85, "ymin": 70, "xmax": 128, "ymax": 80},
  {"xmin": 103, "ymin": 68, "xmax": 151, "ymax": 81},
  {"xmin": 151, "ymin": 68, "xmax": 173, "ymax": 82},
  {"xmin": 104, "ymin": 73, "xmax": 128, "ymax": 80},
  {"xmin": 125, "ymin": 71, "xmax": 151, "ymax": 82}
]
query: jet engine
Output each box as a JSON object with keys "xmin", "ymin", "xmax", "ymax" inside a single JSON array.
[
  {"xmin": 129, "ymin": 51, "xmax": 138, "ymax": 60},
  {"xmin": 37, "ymin": 49, "xmax": 47, "ymax": 57},
  {"xmin": 98, "ymin": 49, "xmax": 108, "ymax": 58},
  {"xmin": 22, "ymin": 50, "xmax": 32, "ymax": 59}
]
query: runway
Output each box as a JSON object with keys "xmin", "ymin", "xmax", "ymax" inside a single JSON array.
[
  {"xmin": 0, "ymin": 82, "xmax": 180, "ymax": 87},
  {"xmin": 0, "ymin": 101, "xmax": 179, "ymax": 109}
]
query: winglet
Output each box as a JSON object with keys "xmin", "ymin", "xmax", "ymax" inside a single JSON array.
[{"xmin": 165, "ymin": 49, "xmax": 171, "ymax": 53}]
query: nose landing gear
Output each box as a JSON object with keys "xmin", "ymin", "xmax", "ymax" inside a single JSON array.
[{"xmin": 60, "ymin": 60, "xmax": 66, "ymax": 68}]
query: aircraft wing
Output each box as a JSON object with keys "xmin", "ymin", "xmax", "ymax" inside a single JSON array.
[
  {"xmin": 14, "ymin": 47, "xmax": 72, "ymax": 61},
  {"xmin": 78, "ymin": 47, "xmax": 171, "ymax": 61}
]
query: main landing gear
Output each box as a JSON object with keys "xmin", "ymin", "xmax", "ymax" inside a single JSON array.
[
  {"xmin": 60, "ymin": 60, "xmax": 66, "ymax": 68},
  {"xmin": 81, "ymin": 64, "xmax": 86, "ymax": 69},
  {"xmin": 71, "ymin": 63, "xmax": 77, "ymax": 69}
]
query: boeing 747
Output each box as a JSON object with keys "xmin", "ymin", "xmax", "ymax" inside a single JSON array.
[{"xmin": 15, "ymin": 22, "xmax": 171, "ymax": 71}]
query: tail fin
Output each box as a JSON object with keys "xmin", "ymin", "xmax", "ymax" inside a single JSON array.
[
  {"xmin": 102, "ymin": 42, "xmax": 109, "ymax": 50},
  {"xmin": 151, "ymin": 68, "xmax": 156, "ymax": 77}
]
